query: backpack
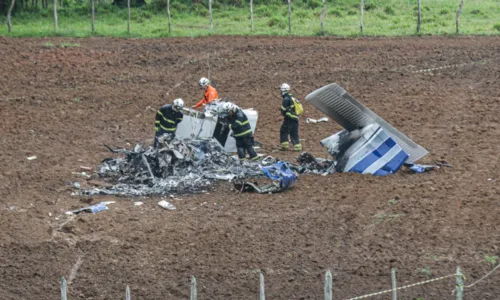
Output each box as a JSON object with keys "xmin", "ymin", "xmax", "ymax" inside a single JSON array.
[{"xmin": 292, "ymin": 97, "xmax": 304, "ymax": 116}]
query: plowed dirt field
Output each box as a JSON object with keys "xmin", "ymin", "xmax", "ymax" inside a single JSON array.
[{"xmin": 1, "ymin": 36, "xmax": 500, "ymax": 299}]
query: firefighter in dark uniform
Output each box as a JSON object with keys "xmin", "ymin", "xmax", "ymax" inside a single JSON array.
[
  {"xmin": 279, "ymin": 83, "xmax": 302, "ymax": 151},
  {"xmin": 154, "ymin": 98, "xmax": 184, "ymax": 148},
  {"xmin": 223, "ymin": 102, "xmax": 259, "ymax": 161}
]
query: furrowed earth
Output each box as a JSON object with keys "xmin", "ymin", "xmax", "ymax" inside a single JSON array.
[{"xmin": 1, "ymin": 36, "xmax": 500, "ymax": 300}]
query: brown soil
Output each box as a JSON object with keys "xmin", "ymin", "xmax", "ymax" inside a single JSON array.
[{"xmin": 1, "ymin": 36, "xmax": 500, "ymax": 300}]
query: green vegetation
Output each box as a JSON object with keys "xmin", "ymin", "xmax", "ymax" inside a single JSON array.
[
  {"xmin": 484, "ymin": 255, "xmax": 499, "ymax": 266},
  {"xmin": 1, "ymin": 0, "xmax": 499, "ymax": 37}
]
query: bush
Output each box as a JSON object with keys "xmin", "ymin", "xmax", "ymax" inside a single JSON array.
[
  {"xmin": 255, "ymin": 5, "xmax": 276, "ymax": 17},
  {"xmin": 365, "ymin": 3, "xmax": 377, "ymax": 11},
  {"xmin": 301, "ymin": 0, "xmax": 322, "ymax": 10},
  {"xmin": 494, "ymin": 23, "xmax": 500, "ymax": 31},
  {"xmin": 192, "ymin": 3, "xmax": 208, "ymax": 16},
  {"xmin": 471, "ymin": 9, "xmax": 481, "ymax": 15},
  {"xmin": 171, "ymin": 2, "xmax": 188, "ymax": 12},
  {"xmin": 295, "ymin": 9, "xmax": 310, "ymax": 19},
  {"xmin": 439, "ymin": 9, "xmax": 449, "ymax": 15},
  {"xmin": 384, "ymin": 6, "xmax": 395, "ymax": 15},
  {"xmin": 376, "ymin": 13, "xmax": 388, "ymax": 20},
  {"xmin": 328, "ymin": 8, "xmax": 342, "ymax": 17},
  {"xmin": 347, "ymin": 10, "xmax": 357, "ymax": 16},
  {"xmin": 268, "ymin": 14, "xmax": 287, "ymax": 29}
]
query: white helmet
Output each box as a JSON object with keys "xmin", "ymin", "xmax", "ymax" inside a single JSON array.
[
  {"xmin": 222, "ymin": 102, "xmax": 238, "ymax": 114},
  {"xmin": 172, "ymin": 98, "xmax": 184, "ymax": 111},
  {"xmin": 280, "ymin": 83, "xmax": 291, "ymax": 94},
  {"xmin": 199, "ymin": 77, "xmax": 210, "ymax": 88}
]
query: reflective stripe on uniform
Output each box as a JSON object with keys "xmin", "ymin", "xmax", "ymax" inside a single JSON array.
[
  {"xmin": 159, "ymin": 124, "xmax": 176, "ymax": 132},
  {"xmin": 234, "ymin": 129, "xmax": 252, "ymax": 137},
  {"xmin": 157, "ymin": 111, "xmax": 176, "ymax": 124},
  {"xmin": 235, "ymin": 120, "xmax": 249, "ymax": 126},
  {"xmin": 286, "ymin": 112, "xmax": 299, "ymax": 119}
]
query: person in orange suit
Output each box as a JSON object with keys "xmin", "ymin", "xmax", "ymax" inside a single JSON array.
[{"xmin": 192, "ymin": 77, "xmax": 219, "ymax": 109}]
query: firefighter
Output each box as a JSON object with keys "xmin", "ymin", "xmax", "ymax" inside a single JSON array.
[
  {"xmin": 154, "ymin": 98, "xmax": 184, "ymax": 148},
  {"xmin": 192, "ymin": 77, "xmax": 219, "ymax": 109},
  {"xmin": 279, "ymin": 83, "xmax": 302, "ymax": 151},
  {"xmin": 223, "ymin": 102, "xmax": 259, "ymax": 161}
]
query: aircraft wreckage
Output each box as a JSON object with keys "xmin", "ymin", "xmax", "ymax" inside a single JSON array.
[{"xmin": 77, "ymin": 84, "xmax": 435, "ymax": 197}]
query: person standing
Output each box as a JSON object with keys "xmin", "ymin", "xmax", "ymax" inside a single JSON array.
[{"xmin": 279, "ymin": 83, "xmax": 302, "ymax": 151}]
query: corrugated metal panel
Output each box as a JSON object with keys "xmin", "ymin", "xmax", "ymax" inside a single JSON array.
[{"xmin": 305, "ymin": 83, "xmax": 428, "ymax": 163}]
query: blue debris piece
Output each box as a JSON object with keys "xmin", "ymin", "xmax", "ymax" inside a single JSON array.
[
  {"xmin": 235, "ymin": 161, "xmax": 297, "ymax": 194},
  {"xmin": 345, "ymin": 127, "xmax": 409, "ymax": 176},
  {"xmin": 69, "ymin": 201, "xmax": 115, "ymax": 215},
  {"xmin": 260, "ymin": 161, "xmax": 297, "ymax": 190},
  {"xmin": 404, "ymin": 163, "xmax": 440, "ymax": 173}
]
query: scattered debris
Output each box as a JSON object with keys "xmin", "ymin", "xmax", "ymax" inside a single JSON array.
[
  {"xmin": 66, "ymin": 201, "xmax": 115, "ymax": 215},
  {"xmin": 77, "ymin": 138, "xmax": 277, "ymax": 197},
  {"xmin": 72, "ymin": 172, "xmax": 91, "ymax": 178},
  {"xmin": 134, "ymin": 201, "xmax": 144, "ymax": 206},
  {"xmin": 234, "ymin": 161, "xmax": 297, "ymax": 194},
  {"xmin": 27, "ymin": 156, "xmax": 37, "ymax": 160},
  {"xmin": 306, "ymin": 117, "xmax": 329, "ymax": 124},
  {"xmin": 295, "ymin": 152, "xmax": 336, "ymax": 175},
  {"xmin": 404, "ymin": 163, "xmax": 440, "ymax": 173},
  {"xmin": 158, "ymin": 200, "xmax": 176, "ymax": 210},
  {"xmin": 80, "ymin": 166, "xmax": 92, "ymax": 171}
]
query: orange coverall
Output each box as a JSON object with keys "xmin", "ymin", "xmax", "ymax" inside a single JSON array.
[{"xmin": 194, "ymin": 85, "xmax": 219, "ymax": 108}]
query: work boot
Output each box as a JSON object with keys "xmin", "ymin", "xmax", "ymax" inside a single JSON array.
[
  {"xmin": 249, "ymin": 155, "xmax": 261, "ymax": 162},
  {"xmin": 280, "ymin": 141, "xmax": 289, "ymax": 151},
  {"xmin": 293, "ymin": 143, "xmax": 303, "ymax": 152}
]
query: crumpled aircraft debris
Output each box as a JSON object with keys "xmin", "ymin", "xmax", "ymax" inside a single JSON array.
[
  {"xmin": 76, "ymin": 137, "xmax": 287, "ymax": 197},
  {"xmin": 66, "ymin": 201, "xmax": 115, "ymax": 215},
  {"xmin": 305, "ymin": 83, "xmax": 430, "ymax": 176},
  {"xmin": 234, "ymin": 161, "xmax": 297, "ymax": 194}
]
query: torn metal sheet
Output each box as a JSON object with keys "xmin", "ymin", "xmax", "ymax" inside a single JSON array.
[
  {"xmin": 176, "ymin": 100, "xmax": 258, "ymax": 153},
  {"xmin": 305, "ymin": 83, "xmax": 428, "ymax": 163}
]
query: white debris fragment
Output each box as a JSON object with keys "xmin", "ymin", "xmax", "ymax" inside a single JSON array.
[
  {"xmin": 27, "ymin": 156, "xmax": 37, "ymax": 160},
  {"xmin": 306, "ymin": 117, "xmax": 329, "ymax": 124},
  {"xmin": 158, "ymin": 200, "xmax": 176, "ymax": 210},
  {"xmin": 134, "ymin": 201, "xmax": 144, "ymax": 206}
]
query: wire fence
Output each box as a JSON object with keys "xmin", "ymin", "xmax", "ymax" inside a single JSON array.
[
  {"xmin": 4, "ymin": 0, "xmax": 474, "ymax": 35},
  {"xmin": 57, "ymin": 264, "xmax": 500, "ymax": 299}
]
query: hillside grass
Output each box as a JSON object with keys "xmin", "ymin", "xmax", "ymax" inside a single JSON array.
[{"xmin": 1, "ymin": 0, "xmax": 500, "ymax": 37}]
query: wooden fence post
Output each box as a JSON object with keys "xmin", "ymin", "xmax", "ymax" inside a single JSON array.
[
  {"xmin": 456, "ymin": 267, "xmax": 464, "ymax": 300},
  {"xmin": 7, "ymin": 0, "xmax": 16, "ymax": 33},
  {"xmin": 287, "ymin": 0, "xmax": 291, "ymax": 33},
  {"xmin": 126, "ymin": 285, "xmax": 131, "ymax": 300},
  {"xmin": 260, "ymin": 271, "xmax": 265, "ymax": 300},
  {"xmin": 455, "ymin": 0, "xmax": 464, "ymax": 34},
  {"xmin": 167, "ymin": 0, "xmax": 171, "ymax": 33},
  {"xmin": 324, "ymin": 270, "xmax": 332, "ymax": 300},
  {"xmin": 250, "ymin": 0, "xmax": 254, "ymax": 32},
  {"xmin": 391, "ymin": 268, "xmax": 397, "ymax": 300},
  {"xmin": 320, "ymin": 0, "xmax": 326, "ymax": 33},
  {"xmin": 91, "ymin": 0, "xmax": 95, "ymax": 33},
  {"xmin": 127, "ymin": 0, "xmax": 131, "ymax": 33},
  {"xmin": 53, "ymin": 0, "xmax": 58, "ymax": 32},
  {"xmin": 60, "ymin": 277, "xmax": 67, "ymax": 300},
  {"xmin": 417, "ymin": 0, "xmax": 421, "ymax": 33},
  {"xmin": 359, "ymin": 0, "xmax": 364, "ymax": 35},
  {"xmin": 190, "ymin": 276, "xmax": 197, "ymax": 300},
  {"xmin": 209, "ymin": 0, "xmax": 213, "ymax": 33}
]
